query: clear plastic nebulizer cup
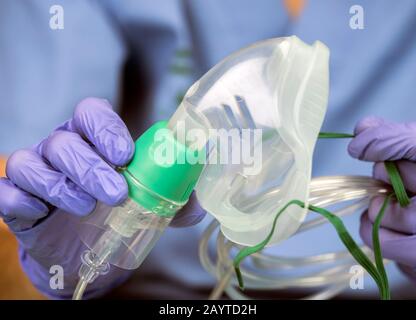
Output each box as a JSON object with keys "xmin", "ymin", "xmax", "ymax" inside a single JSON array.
[
  {"xmin": 77, "ymin": 170, "xmax": 183, "ymax": 271},
  {"xmin": 74, "ymin": 121, "xmax": 204, "ymax": 296}
]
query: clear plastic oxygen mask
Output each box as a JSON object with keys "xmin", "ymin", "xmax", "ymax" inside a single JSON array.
[{"xmin": 169, "ymin": 36, "xmax": 330, "ymax": 246}]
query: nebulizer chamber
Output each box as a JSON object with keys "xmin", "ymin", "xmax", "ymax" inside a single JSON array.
[
  {"xmin": 74, "ymin": 35, "xmax": 385, "ymax": 300},
  {"xmin": 73, "ymin": 121, "xmax": 204, "ymax": 299}
]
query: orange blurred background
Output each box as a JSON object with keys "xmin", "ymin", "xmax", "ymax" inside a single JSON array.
[{"xmin": 0, "ymin": 157, "xmax": 44, "ymax": 299}]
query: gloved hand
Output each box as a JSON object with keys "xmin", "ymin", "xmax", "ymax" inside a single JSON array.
[
  {"xmin": 348, "ymin": 116, "xmax": 416, "ymax": 283},
  {"xmin": 0, "ymin": 97, "xmax": 206, "ymax": 299}
]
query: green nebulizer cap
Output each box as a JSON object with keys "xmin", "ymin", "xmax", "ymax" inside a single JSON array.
[{"xmin": 122, "ymin": 121, "xmax": 204, "ymax": 217}]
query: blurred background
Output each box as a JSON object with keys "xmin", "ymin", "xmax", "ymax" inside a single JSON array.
[{"xmin": 1, "ymin": 0, "xmax": 416, "ymax": 299}]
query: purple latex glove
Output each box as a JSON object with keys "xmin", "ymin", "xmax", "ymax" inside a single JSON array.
[
  {"xmin": 0, "ymin": 97, "xmax": 206, "ymax": 299},
  {"xmin": 348, "ymin": 116, "xmax": 416, "ymax": 283}
]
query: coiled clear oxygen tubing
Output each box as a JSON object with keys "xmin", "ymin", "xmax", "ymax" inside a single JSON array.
[{"xmin": 198, "ymin": 175, "xmax": 391, "ymax": 300}]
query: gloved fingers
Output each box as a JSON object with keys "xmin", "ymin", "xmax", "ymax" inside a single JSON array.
[
  {"xmin": 348, "ymin": 117, "xmax": 416, "ymax": 162},
  {"xmin": 6, "ymin": 149, "xmax": 96, "ymax": 216},
  {"xmin": 70, "ymin": 97, "xmax": 135, "ymax": 167},
  {"xmin": 367, "ymin": 195, "xmax": 416, "ymax": 235},
  {"xmin": 352, "ymin": 116, "xmax": 387, "ymax": 135},
  {"xmin": 373, "ymin": 160, "xmax": 416, "ymax": 194},
  {"xmin": 0, "ymin": 177, "xmax": 48, "ymax": 221},
  {"xmin": 170, "ymin": 193, "xmax": 207, "ymax": 228},
  {"xmin": 42, "ymin": 130, "xmax": 128, "ymax": 206},
  {"xmin": 360, "ymin": 212, "xmax": 416, "ymax": 267}
]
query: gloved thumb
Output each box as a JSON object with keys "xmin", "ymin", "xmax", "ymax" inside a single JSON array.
[{"xmin": 348, "ymin": 117, "xmax": 416, "ymax": 162}]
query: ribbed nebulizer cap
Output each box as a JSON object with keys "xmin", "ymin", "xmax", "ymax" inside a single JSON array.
[{"xmin": 123, "ymin": 121, "xmax": 204, "ymax": 217}]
